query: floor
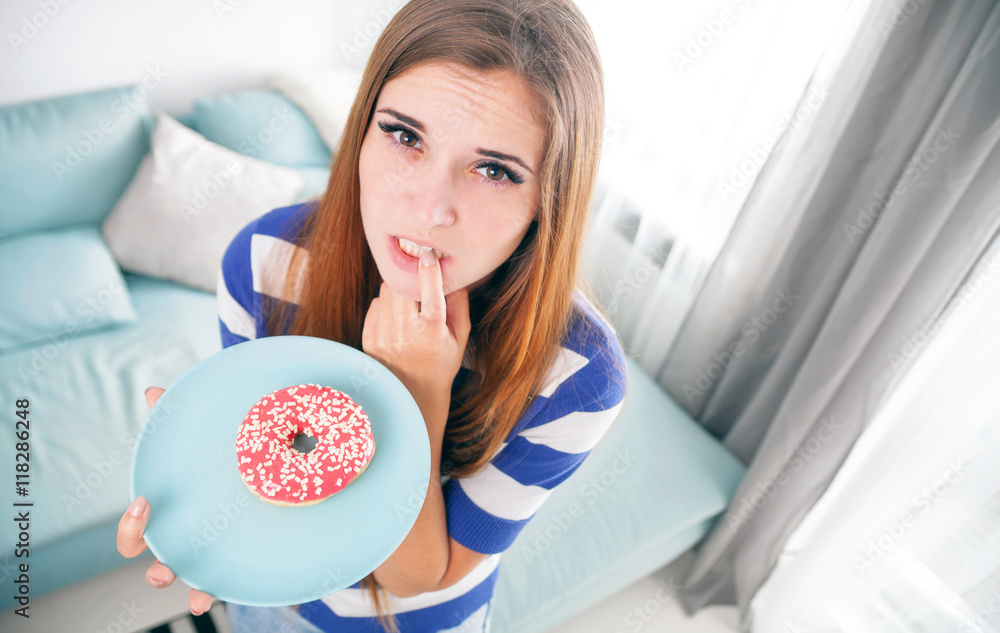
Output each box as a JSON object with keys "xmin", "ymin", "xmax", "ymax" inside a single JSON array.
[{"xmin": 546, "ymin": 549, "xmax": 740, "ymax": 633}]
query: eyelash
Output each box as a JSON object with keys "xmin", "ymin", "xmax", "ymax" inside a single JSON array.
[{"xmin": 376, "ymin": 120, "xmax": 525, "ymax": 187}]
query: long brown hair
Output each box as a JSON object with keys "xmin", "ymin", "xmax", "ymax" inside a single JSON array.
[{"xmin": 269, "ymin": 0, "xmax": 613, "ymax": 629}]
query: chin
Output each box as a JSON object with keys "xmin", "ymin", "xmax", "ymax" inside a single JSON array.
[
  {"xmin": 375, "ymin": 257, "xmax": 464, "ymax": 302},
  {"xmin": 379, "ymin": 272, "xmax": 426, "ymax": 302},
  {"xmin": 399, "ymin": 285, "xmax": 422, "ymax": 302}
]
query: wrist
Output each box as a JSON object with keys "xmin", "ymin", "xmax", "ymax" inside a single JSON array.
[
  {"xmin": 402, "ymin": 374, "xmax": 451, "ymax": 400},
  {"xmin": 409, "ymin": 387, "xmax": 449, "ymax": 471}
]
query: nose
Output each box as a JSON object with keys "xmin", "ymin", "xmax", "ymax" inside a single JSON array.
[{"xmin": 409, "ymin": 164, "xmax": 457, "ymax": 229}]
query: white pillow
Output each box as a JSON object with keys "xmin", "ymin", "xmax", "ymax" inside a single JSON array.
[
  {"xmin": 102, "ymin": 110, "xmax": 305, "ymax": 293},
  {"xmin": 262, "ymin": 67, "xmax": 363, "ymax": 153}
]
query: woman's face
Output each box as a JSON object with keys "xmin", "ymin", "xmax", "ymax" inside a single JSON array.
[{"xmin": 358, "ymin": 61, "xmax": 546, "ymax": 302}]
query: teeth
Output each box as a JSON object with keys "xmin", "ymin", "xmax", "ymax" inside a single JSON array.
[{"xmin": 398, "ymin": 237, "xmax": 444, "ymax": 260}]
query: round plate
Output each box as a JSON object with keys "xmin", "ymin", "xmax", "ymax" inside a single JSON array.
[{"xmin": 129, "ymin": 335, "xmax": 430, "ymax": 606}]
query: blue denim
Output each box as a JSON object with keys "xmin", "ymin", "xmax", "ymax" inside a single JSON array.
[{"xmin": 225, "ymin": 598, "xmax": 494, "ymax": 633}]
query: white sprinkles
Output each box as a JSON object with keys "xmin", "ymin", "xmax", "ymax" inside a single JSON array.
[{"xmin": 234, "ymin": 383, "xmax": 375, "ymax": 503}]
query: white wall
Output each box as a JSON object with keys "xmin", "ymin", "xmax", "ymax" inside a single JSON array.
[
  {"xmin": 0, "ymin": 0, "xmax": 404, "ymax": 113},
  {"xmin": 1, "ymin": 0, "xmax": 851, "ymax": 263}
]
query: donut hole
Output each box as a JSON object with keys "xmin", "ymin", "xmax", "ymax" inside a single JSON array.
[{"xmin": 291, "ymin": 432, "xmax": 318, "ymax": 454}]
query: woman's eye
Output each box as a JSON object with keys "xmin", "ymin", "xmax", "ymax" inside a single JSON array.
[
  {"xmin": 477, "ymin": 164, "xmax": 509, "ymax": 182},
  {"xmin": 378, "ymin": 121, "xmax": 423, "ymax": 150},
  {"xmin": 392, "ymin": 129, "xmax": 420, "ymax": 148}
]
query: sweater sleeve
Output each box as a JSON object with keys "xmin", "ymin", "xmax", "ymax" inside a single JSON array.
[
  {"xmin": 216, "ymin": 218, "xmax": 259, "ymax": 349},
  {"xmin": 442, "ymin": 338, "xmax": 628, "ymax": 555}
]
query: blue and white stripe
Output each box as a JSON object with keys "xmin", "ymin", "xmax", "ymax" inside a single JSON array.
[{"xmin": 216, "ymin": 202, "xmax": 628, "ymax": 632}]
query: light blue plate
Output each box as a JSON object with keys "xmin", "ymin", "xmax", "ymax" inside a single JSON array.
[{"xmin": 129, "ymin": 335, "xmax": 430, "ymax": 606}]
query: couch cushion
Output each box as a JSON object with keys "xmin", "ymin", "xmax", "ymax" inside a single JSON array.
[
  {"xmin": 297, "ymin": 166, "xmax": 330, "ymax": 202},
  {"xmin": 0, "ymin": 277, "xmax": 745, "ymax": 620},
  {"xmin": 491, "ymin": 356, "xmax": 746, "ymax": 633},
  {"xmin": 0, "ymin": 84, "xmax": 149, "ymax": 238},
  {"xmin": 0, "ymin": 272, "xmax": 221, "ymax": 606},
  {"xmin": 262, "ymin": 67, "xmax": 363, "ymax": 157},
  {"xmin": 192, "ymin": 88, "xmax": 332, "ymax": 168},
  {"xmin": 102, "ymin": 110, "xmax": 305, "ymax": 292},
  {"xmin": 0, "ymin": 225, "xmax": 139, "ymax": 352}
]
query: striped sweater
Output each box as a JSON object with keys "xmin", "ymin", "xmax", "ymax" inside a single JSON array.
[{"xmin": 216, "ymin": 201, "xmax": 628, "ymax": 632}]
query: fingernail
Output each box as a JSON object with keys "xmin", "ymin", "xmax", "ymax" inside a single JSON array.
[
  {"xmin": 420, "ymin": 248, "xmax": 435, "ymax": 267},
  {"xmin": 129, "ymin": 497, "xmax": 147, "ymax": 518},
  {"xmin": 151, "ymin": 579, "xmax": 166, "ymax": 588}
]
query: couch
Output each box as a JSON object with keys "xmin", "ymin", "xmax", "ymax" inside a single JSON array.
[{"xmin": 0, "ymin": 82, "xmax": 745, "ymax": 632}]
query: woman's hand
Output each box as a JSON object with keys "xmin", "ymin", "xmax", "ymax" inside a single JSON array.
[
  {"xmin": 362, "ymin": 248, "xmax": 471, "ymax": 401},
  {"xmin": 116, "ymin": 386, "xmax": 216, "ymax": 616}
]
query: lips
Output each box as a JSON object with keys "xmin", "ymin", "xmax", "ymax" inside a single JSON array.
[
  {"xmin": 396, "ymin": 236, "xmax": 445, "ymax": 260},
  {"xmin": 386, "ymin": 234, "xmax": 453, "ymax": 273}
]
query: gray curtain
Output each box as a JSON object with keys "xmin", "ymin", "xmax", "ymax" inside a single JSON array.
[{"xmin": 629, "ymin": 0, "xmax": 1000, "ymax": 627}]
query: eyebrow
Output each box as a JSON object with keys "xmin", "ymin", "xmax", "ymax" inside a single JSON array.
[
  {"xmin": 376, "ymin": 108, "xmax": 425, "ymax": 132},
  {"xmin": 376, "ymin": 107, "xmax": 534, "ymax": 175},
  {"xmin": 475, "ymin": 148, "xmax": 534, "ymax": 174}
]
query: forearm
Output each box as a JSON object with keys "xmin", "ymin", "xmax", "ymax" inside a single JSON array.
[{"xmin": 372, "ymin": 387, "xmax": 450, "ymax": 597}]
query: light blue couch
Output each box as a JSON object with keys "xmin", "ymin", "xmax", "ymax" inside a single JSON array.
[{"xmin": 0, "ymin": 83, "xmax": 745, "ymax": 632}]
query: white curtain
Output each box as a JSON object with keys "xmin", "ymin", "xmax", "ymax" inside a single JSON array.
[
  {"xmin": 581, "ymin": 0, "xmax": 1000, "ymax": 623},
  {"xmin": 577, "ymin": 0, "xmax": 853, "ymax": 375},
  {"xmin": 748, "ymin": 234, "xmax": 1000, "ymax": 631}
]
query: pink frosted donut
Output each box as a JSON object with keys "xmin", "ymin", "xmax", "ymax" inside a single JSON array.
[{"xmin": 235, "ymin": 383, "xmax": 375, "ymax": 507}]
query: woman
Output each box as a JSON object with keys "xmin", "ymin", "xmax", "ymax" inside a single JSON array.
[{"xmin": 116, "ymin": 0, "xmax": 627, "ymax": 630}]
